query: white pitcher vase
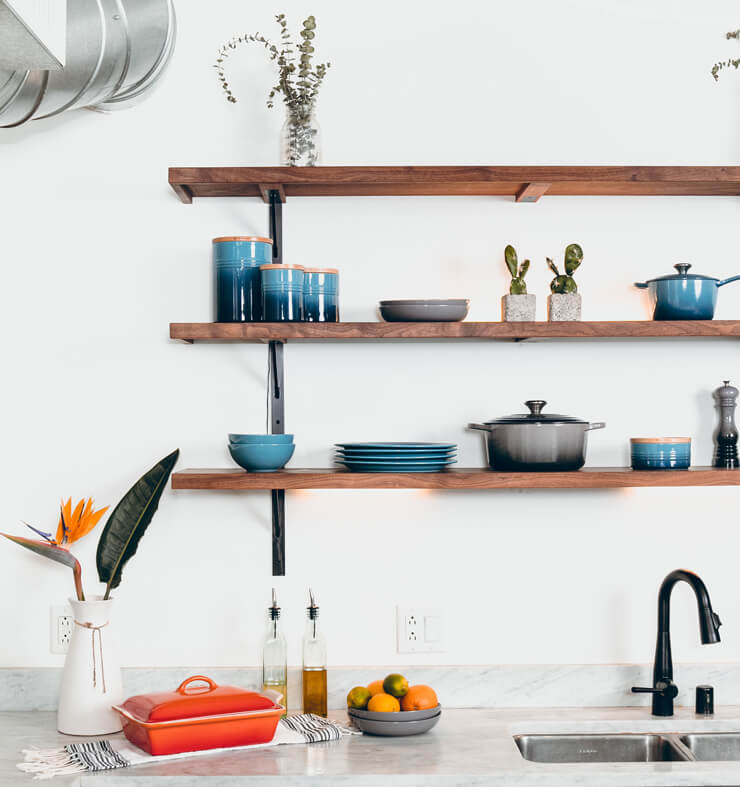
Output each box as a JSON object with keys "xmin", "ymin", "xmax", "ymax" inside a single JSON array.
[{"xmin": 57, "ymin": 597, "xmax": 124, "ymax": 735}]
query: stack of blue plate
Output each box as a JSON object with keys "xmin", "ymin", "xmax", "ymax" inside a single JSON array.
[{"xmin": 335, "ymin": 442, "xmax": 457, "ymax": 473}]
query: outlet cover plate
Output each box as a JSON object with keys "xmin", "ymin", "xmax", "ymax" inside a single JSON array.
[
  {"xmin": 396, "ymin": 606, "xmax": 444, "ymax": 654},
  {"xmin": 50, "ymin": 604, "xmax": 73, "ymax": 654}
]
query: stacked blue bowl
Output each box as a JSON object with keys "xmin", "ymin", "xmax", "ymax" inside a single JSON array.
[{"xmin": 228, "ymin": 434, "xmax": 295, "ymax": 472}]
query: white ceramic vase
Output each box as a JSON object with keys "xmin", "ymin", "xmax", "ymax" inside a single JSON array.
[{"xmin": 57, "ymin": 597, "xmax": 124, "ymax": 735}]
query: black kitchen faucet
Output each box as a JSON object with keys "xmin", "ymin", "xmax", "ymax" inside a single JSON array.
[{"xmin": 632, "ymin": 569, "xmax": 722, "ymax": 717}]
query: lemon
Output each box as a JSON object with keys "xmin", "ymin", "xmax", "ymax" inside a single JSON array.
[
  {"xmin": 367, "ymin": 693, "xmax": 400, "ymax": 712},
  {"xmin": 382, "ymin": 673, "xmax": 408, "ymax": 698},
  {"xmin": 346, "ymin": 686, "xmax": 371, "ymax": 710}
]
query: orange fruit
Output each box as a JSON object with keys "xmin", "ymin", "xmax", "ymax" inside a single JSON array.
[
  {"xmin": 367, "ymin": 679, "xmax": 385, "ymax": 697},
  {"xmin": 382, "ymin": 673, "xmax": 408, "ymax": 698},
  {"xmin": 367, "ymin": 693, "xmax": 400, "ymax": 712},
  {"xmin": 401, "ymin": 685, "xmax": 438, "ymax": 711},
  {"xmin": 346, "ymin": 686, "xmax": 371, "ymax": 710}
]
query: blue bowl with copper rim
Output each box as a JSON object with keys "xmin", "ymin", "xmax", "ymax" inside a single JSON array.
[
  {"xmin": 229, "ymin": 433, "xmax": 294, "ymax": 444},
  {"xmin": 631, "ymin": 438, "xmax": 691, "ymax": 470},
  {"xmin": 228, "ymin": 442, "xmax": 295, "ymax": 472}
]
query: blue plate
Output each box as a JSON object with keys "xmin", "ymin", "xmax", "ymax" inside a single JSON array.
[
  {"xmin": 337, "ymin": 451, "xmax": 456, "ymax": 460},
  {"xmin": 336, "ymin": 442, "xmax": 456, "ymax": 450},
  {"xmin": 339, "ymin": 462, "xmax": 454, "ymax": 473},
  {"xmin": 338, "ymin": 459, "xmax": 456, "ymax": 468}
]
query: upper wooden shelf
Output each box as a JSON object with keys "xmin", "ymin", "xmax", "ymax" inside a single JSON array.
[
  {"xmin": 170, "ymin": 320, "xmax": 740, "ymax": 343},
  {"xmin": 172, "ymin": 467, "xmax": 740, "ymax": 491},
  {"xmin": 168, "ymin": 166, "xmax": 740, "ymax": 203}
]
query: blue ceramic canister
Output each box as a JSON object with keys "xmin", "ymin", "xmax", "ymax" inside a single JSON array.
[
  {"xmin": 213, "ymin": 236, "xmax": 273, "ymax": 322},
  {"xmin": 260, "ymin": 264, "xmax": 305, "ymax": 321},
  {"xmin": 630, "ymin": 438, "xmax": 691, "ymax": 470},
  {"xmin": 303, "ymin": 267, "xmax": 339, "ymax": 322}
]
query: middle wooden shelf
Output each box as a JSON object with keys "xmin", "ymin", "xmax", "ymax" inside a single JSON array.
[
  {"xmin": 172, "ymin": 467, "xmax": 740, "ymax": 490},
  {"xmin": 170, "ymin": 320, "xmax": 740, "ymax": 343}
]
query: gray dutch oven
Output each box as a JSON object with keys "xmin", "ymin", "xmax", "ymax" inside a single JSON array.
[{"xmin": 469, "ymin": 400, "xmax": 606, "ymax": 471}]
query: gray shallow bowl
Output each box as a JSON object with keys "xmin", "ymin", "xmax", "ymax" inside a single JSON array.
[
  {"xmin": 379, "ymin": 300, "xmax": 470, "ymax": 322},
  {"xmin": 349, "ymin": 705, "xmax": 441, "ymax": 722},
  {"xmin": 349, "ymin": 711, "xmax": 441, "ymax": 736}
]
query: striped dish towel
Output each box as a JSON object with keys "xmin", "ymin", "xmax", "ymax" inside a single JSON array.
[{"xmin": 18, "ymin": 714, "xmax": 357, "ymax": 780}]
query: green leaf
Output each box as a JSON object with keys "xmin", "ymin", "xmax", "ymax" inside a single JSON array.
[
  {"xmin": 96, "ymin": 449, "xmax": 179, "ymax": 599},
  {"xmin": 504, "ymin": 245, "xmax": 518, "ymax": 277},
  {"xmin": 520, "ymin": 259, "xmax": 530, "ymax": 278},
  {"xmin": 546, "ymin": 257, "xmax": 559, "ymax": 276}
]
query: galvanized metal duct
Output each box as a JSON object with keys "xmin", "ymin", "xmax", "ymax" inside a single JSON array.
[{"xmin": 0, "ymin": 0, "xmax": 175, "ymax": 126}]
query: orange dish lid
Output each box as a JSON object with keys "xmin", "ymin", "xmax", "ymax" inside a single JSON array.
[
  {"xmin": 121, "ymin": 676, "xmax": 278, "ymax": 723},
  {"xmin": 303, "ymin": 267, "xmax": 339, "ymax": 274},
  {"xmin": 259, "ymin": 264, "xmax": 305, "ymax": 270},
  {"xmin": 212, "ymin": 236, "xmax": 273, "ymax": 244}
]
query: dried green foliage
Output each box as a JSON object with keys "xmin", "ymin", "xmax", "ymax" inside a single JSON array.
[
  {"xmin": 711, "ymin": 30, "xmax": 740, "ymax": 80},
  {"xmin": 504, "ymin": 245, "xmax": 530, "ymax": 295},
  {"xmin": 214, "ymin": 14, "xmax": 330, "ymax": 117},
  {"xmin": 547, "ymin": 243, "xmax": 583, "ymax": 294}
]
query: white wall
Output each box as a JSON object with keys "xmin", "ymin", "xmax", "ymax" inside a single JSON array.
[{"xmin": 2, "ymin": 0, "xmax": 740, "ymax": 672}]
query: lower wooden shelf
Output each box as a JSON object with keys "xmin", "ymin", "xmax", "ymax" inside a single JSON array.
[
  {"xmin": 170, "ymin": 320, "xmax": 740, "ymax": 343},
  {"xmin": 171, "ymin": 467, "xmax": 740, "ymax": 491}
]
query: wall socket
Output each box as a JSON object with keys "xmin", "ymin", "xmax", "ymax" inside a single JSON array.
[
  {"xmin": 396, "ymin": 606, "xmax": 444, "ymax": 654},
  {"xmin": 50, "ymin": 605, "xmax": 73, "ymax": 654}
]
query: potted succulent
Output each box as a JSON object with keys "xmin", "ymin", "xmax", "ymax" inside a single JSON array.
[
  {"xmin": 502, "ymin": 245, "xmax": 535, "ymax": 321},
  {"xmin": 547, "ymin": 243, "xmax": 583, "ymax": 321}
]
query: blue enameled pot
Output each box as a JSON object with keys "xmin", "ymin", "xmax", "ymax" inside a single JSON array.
[
  {"xmin": 635, "ymin": 263, "xmax": 740, "ymax": 320},
  {"xmin": 631, "ymin": 438, "xmax": 691, "ymax": 470},
  {"xmin": 260, "ymin": 264, "xmax": 304, "ymax": 321},
  {"xmin": 303, "ymin": 267, "xmax": 339, "ymax": 322}
]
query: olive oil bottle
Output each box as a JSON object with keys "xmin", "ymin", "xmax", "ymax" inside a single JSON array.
[
  {"xmin": 302, "ymin": 588, "xmax": 327, "ymax": 717},
  {"xmin": 262, "ymin": 589, "xmax": 287, "ymax": 717}
]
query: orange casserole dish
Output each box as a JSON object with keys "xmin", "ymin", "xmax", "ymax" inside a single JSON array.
[{"xmin": 112, "ymin": 675, "xmax": 284, "ymax": 755}]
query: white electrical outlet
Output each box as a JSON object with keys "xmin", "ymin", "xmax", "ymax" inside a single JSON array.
[
  {"xmin": 50, "ymin": 605, "xmax": 73, "ymax": 654},
  {"xmin": 396, "ymin": 606, "xmax": 444, "ymax": 654}
]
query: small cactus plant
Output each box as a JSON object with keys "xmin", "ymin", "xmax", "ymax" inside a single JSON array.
[
  {"xmin": 504, "ymin": 245, "xmax": 530, "ymax": 295},
  {"xmin": 547, "ymin": 243, "xmax": 583, "ymax": 294}
]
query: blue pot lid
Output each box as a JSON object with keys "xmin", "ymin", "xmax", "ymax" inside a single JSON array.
[{"xmin": 645, "ymin": 263, "xmax": 718, "ymax": 282}]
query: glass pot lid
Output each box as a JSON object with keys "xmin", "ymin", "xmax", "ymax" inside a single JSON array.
[
  {"xmin": 485, "ymin": 400, "xmax": 587, "ymax": 425},
  {"xmin": 646, "ymin": 263, "xmax": 718, "ymax": 283}
]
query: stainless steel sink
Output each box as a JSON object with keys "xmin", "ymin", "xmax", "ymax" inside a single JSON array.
[
  {"xmin": 680, "ymin": 733, "xmax": 740, "ymax": 761},
  {"xmin": 514, "ymin": 734, "xmax": 691, "ymax": 763}
]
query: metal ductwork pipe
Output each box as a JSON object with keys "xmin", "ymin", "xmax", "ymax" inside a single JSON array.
[{"xmin": 0, "ymin": 0, "xmax": 175, "ymax": 127}]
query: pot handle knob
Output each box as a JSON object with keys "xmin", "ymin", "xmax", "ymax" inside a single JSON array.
[
  {"xmin": 674, "ymin": 263, "xmax": 692, "ymax": 276},
  {"xmin": 177, "ymin": 675, "xmax": 218, "ymax": 694},
  {"xmin": 586, "ymin": 422, "xmax": 606, "ymax": 431},
  {"xmin": 524, "ymin": 400, "xmax": 546, "ymax": 415}
]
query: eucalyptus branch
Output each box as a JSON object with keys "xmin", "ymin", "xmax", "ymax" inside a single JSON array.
[{"xmin": 711, "ymin": 30, "xmax": 740, "ymax": 81}]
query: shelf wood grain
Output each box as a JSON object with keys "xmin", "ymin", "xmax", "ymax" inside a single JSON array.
[
  {"xmin": 168, "ymin": 166, "xmax": 740, "ymax": 203},
  {"xmin": 172, "ymin": 467, "xmax": 740, "ymax": 491},
  {"xmin": 170, "ymin": 320, "xmax": 740, "ymax": 343}
]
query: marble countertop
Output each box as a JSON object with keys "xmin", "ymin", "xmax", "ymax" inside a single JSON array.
[{"xmin": 5, "ymin": 708, "xmax": 740, "ymax": 786}]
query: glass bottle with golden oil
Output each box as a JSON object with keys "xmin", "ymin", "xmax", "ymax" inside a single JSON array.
[
  {"xmin": 302, "ymin": 588, "xmax": 327, "ymax": 717},
  {"xmin": 262, "ymin": 588, "xmax": 287, "ymax": 717}
]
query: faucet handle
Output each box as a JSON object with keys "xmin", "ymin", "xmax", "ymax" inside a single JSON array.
[{"xmin": 631, "ymin": 680, "xmax": 678, "ymax": 699}]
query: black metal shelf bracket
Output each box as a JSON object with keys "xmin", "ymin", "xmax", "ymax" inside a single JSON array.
[{"xmin": 268, "ymin": 189, "xmax": 286, "ymax": 575}]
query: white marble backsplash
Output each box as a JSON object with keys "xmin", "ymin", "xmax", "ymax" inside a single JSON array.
[{"xmin": 2, "ymin": 663, "xmax": 740, "ymax": 711}]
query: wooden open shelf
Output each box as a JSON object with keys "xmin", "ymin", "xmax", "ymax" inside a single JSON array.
[
  {"xmin": 168, "ymin": 166, "xmax": 740, "ymax": 203},
  {"xmin": 172, "ymin": 467, "xmax": 740, "ymax": 491},
  {"xmin": 170, "ymin": 320, "xmax": 740, "ymax": 343}
]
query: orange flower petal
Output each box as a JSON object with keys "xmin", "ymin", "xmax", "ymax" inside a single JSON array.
[{"xmin": 69, "ymin": 504, "xmax": 108, "ymax": 543}]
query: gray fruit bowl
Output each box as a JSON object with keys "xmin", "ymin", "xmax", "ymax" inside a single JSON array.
[
  {"xmin": 348, "ymin": 704, "xmax": 441, "ymax": 722},
  {"xmin": 348, "ymin": 709, "xmax": 441, "ymax": 736},
  {"xmin": 379, "ymin": 299, "xmax": 470, "ymax": 322}
]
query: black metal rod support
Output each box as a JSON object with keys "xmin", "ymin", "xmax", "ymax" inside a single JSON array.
[{"xmin": 268, "ymin": 190, "xmax": 286, "ymax": 575}]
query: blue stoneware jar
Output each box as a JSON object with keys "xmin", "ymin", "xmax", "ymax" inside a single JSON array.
[
  {"xmin": 631, "ymin": 438, "xmax": 691, "ymax": 470},
  {"xmin": 260, "ymin": 264, "xmax": 305, "ymax": 321},
  {"xmin": 213, "ymin": 236, "xmax": 273, "ymax": 322},
  {"xmin": 303, "ymin": 267, "xmax": 339, "ymax": 322},
  {"xmin": 634, "ymin": 263, "xmax": 740, "ymax": 321}
]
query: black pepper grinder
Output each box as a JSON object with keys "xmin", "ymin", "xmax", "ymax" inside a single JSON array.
[{"xmin": 714, "ymin": 380, "xmax": 739, "ymax": 468}]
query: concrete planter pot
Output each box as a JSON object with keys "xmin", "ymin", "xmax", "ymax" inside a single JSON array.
[
  {"xmin": 501, "ymin": 294, "xmax": 536, "ymax": 322},
  {"xmin": 548, "ymin": 293, "xmax": 582, "ymax": 321}
]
